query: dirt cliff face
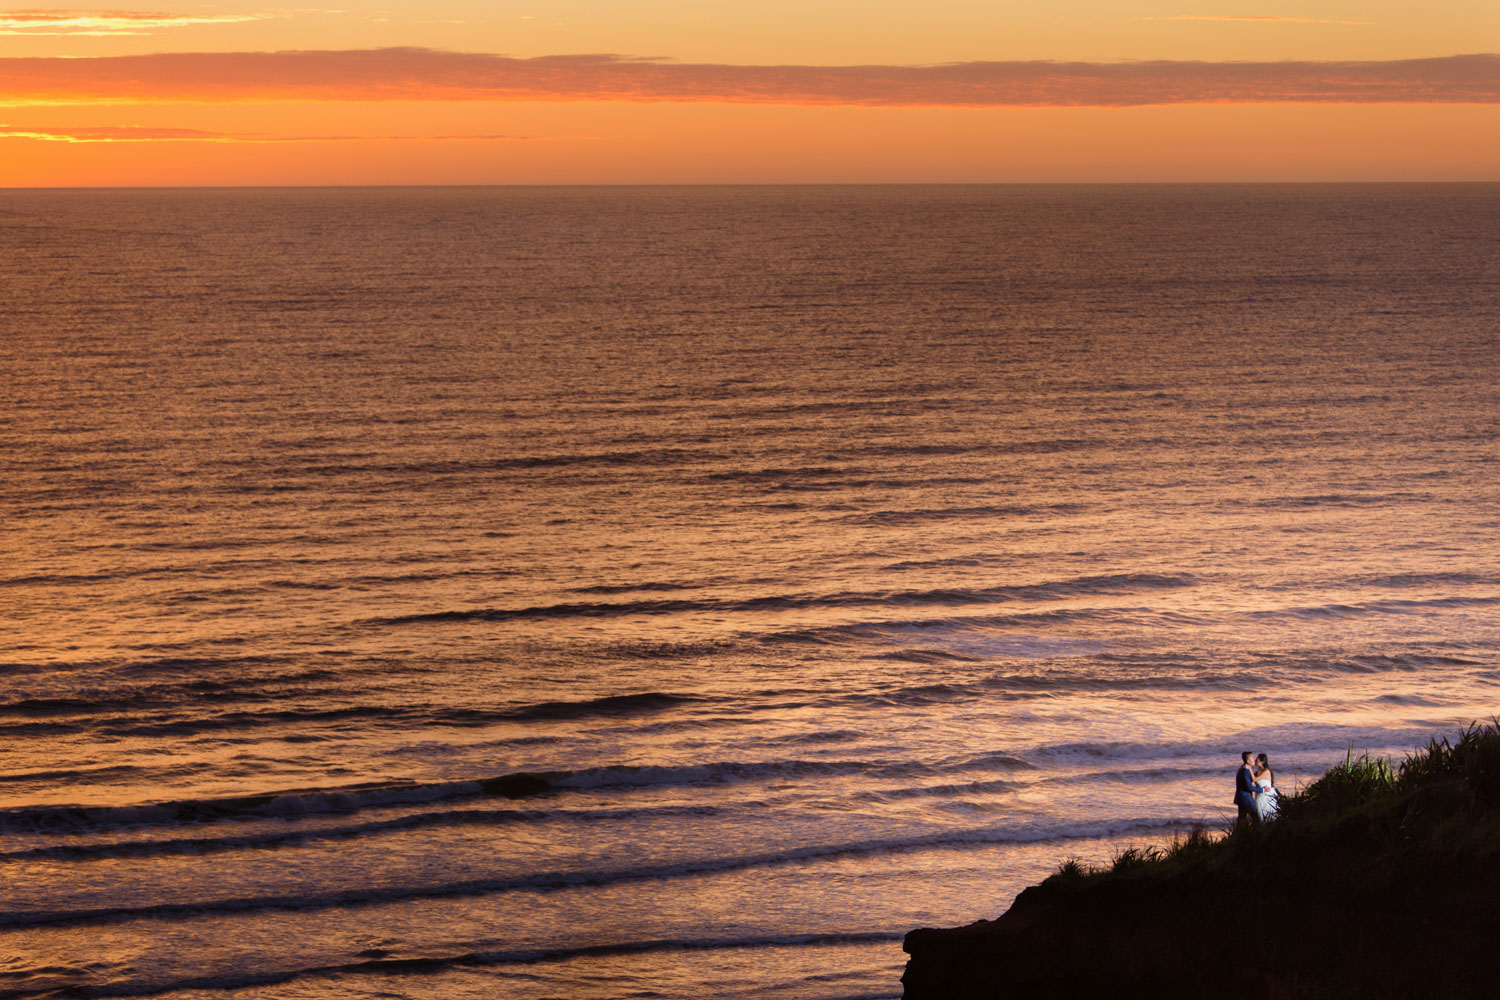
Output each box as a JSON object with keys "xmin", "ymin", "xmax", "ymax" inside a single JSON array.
[{"xmin": 903, "ymin": 729, "xmax": 1500, "ymax": 1000}]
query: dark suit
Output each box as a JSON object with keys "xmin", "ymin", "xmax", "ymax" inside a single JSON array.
[{"xmin": 1234, "ymin": 764, "xmax": 1259, "ymax": 824}]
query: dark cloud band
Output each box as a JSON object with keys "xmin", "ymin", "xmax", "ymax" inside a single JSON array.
[{"xmin": 1, "ymin": 48, "xmax": 1497, "ymax": 106}]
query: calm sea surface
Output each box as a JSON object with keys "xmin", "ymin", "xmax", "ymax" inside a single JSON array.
[{"xmin": 2, "ymin": 185, "xmax": 1499, "ymax": 999}]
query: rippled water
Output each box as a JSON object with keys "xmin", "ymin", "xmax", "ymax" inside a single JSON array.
[{"xmin": 2, "ymin": 184, "xmax": 1498, "ymax": 999}]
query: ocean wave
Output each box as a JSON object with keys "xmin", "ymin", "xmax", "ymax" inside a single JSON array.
[
  {"xmin": 1374, "ymin": 693, "xmax": 1447, "ymax": 707},
  {"xmin": 0, "ymin": 803, "xmax": 732, "ymax": 864},
  {"xmin": 1085, "ymin": 649, "xmax": 1482, "ymax": 678},
  {"xmin": 0, "ymin": 561, "xmax": 517, "ymax": 595},
  {"xmin": 839, "ymin": 503, "xmax": 1087, "ymax": 526},
  {"xmin": 8, "ymin": 931, "xmax": 906, "ymax": 998},
  {"xmin": 364, "ymin": 573, "xmax": 1199, "ymax": 627},
  {"xmin": 1246, "ymin": 594, "xmax": 1500, "ymax": 621},
  {"xmin": 0, "ymin": 773, "xmax": 554, "ymax": 834},
  {"xmin": 608, "ymin": 667, "xmax": 1268, "ymax": 724},
  {"xmin": 0, "ymin": 652, "xmax": 307, "ymax": 676},
  {"xmin": 568, "ymin": 581, "xmax": 696, "ymax": 595},
  {"xmin": 596, "ymin": 638, "xmax": 738, "ymax": 660},
  {"xmin": 264, "ymin": 447, "xmax": 726, "ymax": 479},
  {"xmin": 756, "ymin": 606, "xmax": 1157, "ymax": 646},
  {"xmin": 1228, "ymin": 491, "xmax": 1437, "ymax": 510},
  {"xmin": 1341, "ymin": 652, "xmax": 1482, "ymax": 670},
  {"xmin": 0, "ymin": 571, "xmax": 117, "ymax": 588},
  {"xmin": 853, "ymin": 777, "xmax": 1021, "ymax": 802},
  {"xmin": 705, "ymin": 463, "xmax": 866, "ymax": 483},
  {"xmin": 546, "ymin": 757, "xmax": 935, "ymax": 792},
  {"xmin": 1348, "ymin": 572, "xmax": 1500, "ymax": 589},
  {"xmin": 0, "ymin": 763, "xmax": 148, "ymax": 787},
  {"xmin": 1025, "ymin": 726, "xmax": 1440, "ymax": 767},
  {"xmin": 871, "ymin": 648, "xmax": 985, "ymax": 664},
  {"xmin": 0, "ymin": 658, "xmax": 1284, "ymax": 745},
  {"xmin": 706, "ymin": 467, "xmax": 990, "ymax": 492},
  {"xmin": 0, "ymin": 751, "xmax": 1032, "ymax": 834},
  {"xmin": 89, "ymin": 705, "xmax": 488, "ymax": 739},
  {"xmin": 0, "ymin": 817, "xmax": 1201, "ymax": 930},
  {"xmin": 0, "ymin": 697, "xmax": 143, "ymax": 718},
  {"xmin": 9, "ymin": 690, "xmax": 708, "ymax": 740},
  {"xmin": 503, "ymin": 690, "xmax": 707, "ymax": 721},
  {"xmin": 860, "ymin": 438, "xmax": 1093, "ymax": 458},
  {"xmin": 771, "ymin": 728, "xmax": 867, "ymax": 745},
  {"xmin": 976, "ymin": 670, "xmax": 1261, "ymax": 693},
  {"xmin": 0, "ymin": 669, "xmax": 343, "ymax": 718},
  {"xmin": 881, "ymin": 554, "xmax": 1012, "ymax": 571}
]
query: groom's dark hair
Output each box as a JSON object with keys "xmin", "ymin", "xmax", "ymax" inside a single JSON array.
[{"xmin": 1241, "ymin": 751, "xmax": 1254, "ymax": 763}]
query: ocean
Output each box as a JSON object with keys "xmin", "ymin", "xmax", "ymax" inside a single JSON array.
[{"xmin": 2, "ymin": 184, "xmax": 1498, "ymax": 999}]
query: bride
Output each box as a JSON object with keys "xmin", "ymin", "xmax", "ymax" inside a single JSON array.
[{"xmin": 1254, "ymin": 753, "xmax": 1280, "ymax": 821}]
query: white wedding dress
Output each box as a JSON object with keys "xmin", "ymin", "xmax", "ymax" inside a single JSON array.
[{"xmin": 1256, "ymin": 775, "xmax": 1280, "ymax": 821}]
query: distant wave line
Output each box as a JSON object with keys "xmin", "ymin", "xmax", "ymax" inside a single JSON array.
[
  {"xmin": 755, "ymin": 593, "xmax": 1500, "ymax": 646},
  {"xmin": 10, "ymin": 930, "xmax": 907, "ymax": 999},
  {"xmin": 0, "ymin": 689, "xmax": 706, "ymax": 735},
  {"xmin": 2, "ymin": 643, "xmax": 1479, "ymax": 741},
  {"xmin": 0, "ymin": 802, "xmax": 731, "ymax": 864},
  {"xmin": 10, "ymin": 725, "xmax": 1396, "ymax": 839},
  {"xmin": 0, "ymin": 817, "xmax": 1200, "ymax": 930},
  {"xmin": 363, "ymin": 572, "xmax": 1200, "ymax": 627}
]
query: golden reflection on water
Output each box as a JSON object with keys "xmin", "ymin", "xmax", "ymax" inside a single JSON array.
[{"xmin": 2, "ymin": 185, "xmax": 1498, "ymax": 999}]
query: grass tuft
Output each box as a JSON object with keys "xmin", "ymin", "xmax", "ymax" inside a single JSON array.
[
  {"xmin": 1053, "ymin": 856, "xmax": 1093, "ymax": 881},
  {"xmin": 1041, "ymin": 721, "xmax": 1500, "ymax": 891},
  {"xmin": 1109, "ymin": 845, "xmax": 1166, "ymax": 873},
  {"xmin": 1396, "ymin": 720, "xmax": 1500, "ymax": 809},
  {"xmin": 1273, "ymin": 746, "xmax": 1396, "ymax": 823}
]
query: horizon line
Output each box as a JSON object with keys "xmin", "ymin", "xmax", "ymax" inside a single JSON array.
[{"xmin": 5, "ymin": 180, "xmax": 1500, "ymax": 191}]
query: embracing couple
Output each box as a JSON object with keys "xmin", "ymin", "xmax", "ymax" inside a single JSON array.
[{"xmin": 1233, "ymin": 750, "xmax": 1279, "ymax": 825}]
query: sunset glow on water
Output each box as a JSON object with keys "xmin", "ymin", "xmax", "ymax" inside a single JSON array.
[{"xmin": 2, "ymin": 185, "xmax": 1498, "ymax": 997}]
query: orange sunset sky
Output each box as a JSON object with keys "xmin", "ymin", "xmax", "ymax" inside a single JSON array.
[{"xmin": 1, "ymin": 1, "xmax": 1497, "ymax": 186}]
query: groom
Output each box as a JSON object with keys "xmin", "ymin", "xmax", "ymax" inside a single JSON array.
[{"xmin": 1233, "ymin": 750, "xmax": 1258, "ymax": 826}]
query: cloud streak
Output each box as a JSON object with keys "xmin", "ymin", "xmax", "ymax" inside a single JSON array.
[
  {"xmin": 0, "ymin": 49, "xmax": 1496, "ymax": 106},
  {"xmin": 0, "ymin": 123, "xmax": 539, "ymax": 141},
  {"xmin": 0, "ymin": 9, "xmax": 262, "ymax": 35},
  {"xmin": 1161, "ymin": 15, "xmax": 1372, "ymax": 25}
]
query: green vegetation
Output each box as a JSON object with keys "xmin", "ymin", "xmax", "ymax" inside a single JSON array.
[
  {"xmin": 1051, "ymin": 721, "xmax": 1500, "ymax": 887},
  {"xmin": 906, "ymin": 723, "xmax": 1500, "ymax": 998}
]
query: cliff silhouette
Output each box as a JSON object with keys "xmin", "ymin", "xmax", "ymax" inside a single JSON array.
[{"xmin": 902, "ymin": 723, "xmax": 1500, "ymax": 999}]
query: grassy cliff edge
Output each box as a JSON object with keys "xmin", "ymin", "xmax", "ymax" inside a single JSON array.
[{"xmin": 902, "ymin": 723, "xmax": 1500, "ymax": 999}]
